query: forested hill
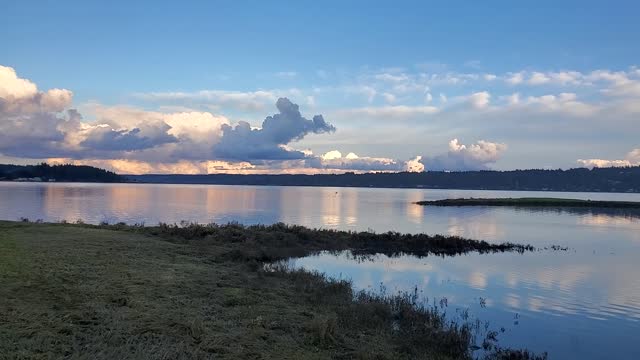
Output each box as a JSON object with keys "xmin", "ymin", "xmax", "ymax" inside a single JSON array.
[
  {"xmin": 0, "ymin": 164, "xmax": 123, "ymax": 183},
  {"xmin": 2, "ymin": 163, "xmax": 638, "ymax": 192},
  {"xmin": 129, "ymin": 166, "xmax": 640, "ymax": 193}
]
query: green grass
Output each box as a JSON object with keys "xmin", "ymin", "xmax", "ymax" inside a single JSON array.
[
  {"xmin": 0, "ymin": 221, "xmax": 544, "ymax": 359},
  {"xmin": 416, "ymin": 197, "xmax": 640, "ymax": 208}
]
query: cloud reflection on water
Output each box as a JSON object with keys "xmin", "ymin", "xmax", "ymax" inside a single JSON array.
[{"xmin": 292, "ymin": 249, "xmax": 640, "ymax": 360}]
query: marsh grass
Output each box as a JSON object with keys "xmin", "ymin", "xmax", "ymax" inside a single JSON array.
[
  {"xmin": 417, "ymin": 197, "xmax": 640, "ymax": 209},
  {"xmin": 144, "ymin": 221, "xmax": 535, "ymax": 262},
  {"xmin": 0, "ymin": 220, "xmax": 545, "ymax": 359}
]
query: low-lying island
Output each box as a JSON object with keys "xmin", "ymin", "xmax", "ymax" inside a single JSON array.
[{"xmin": 416, "ymin": 197, "xmax": 640, "ymax": 208}]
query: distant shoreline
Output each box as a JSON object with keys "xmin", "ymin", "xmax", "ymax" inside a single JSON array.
[
  {"xmin": 126, "ymin": 166, "xmax": 640, "ymax": 193},
  {"xmin": 3, "ymin": 163, "xmax": 640, "ymax": 193},
  {"xmin": 416, "ymin": 197, "xmax": 640, "ymax": 208},
  {"xmin": 3, "ymin": 178, "xmax": 640, "ymax": 195}
]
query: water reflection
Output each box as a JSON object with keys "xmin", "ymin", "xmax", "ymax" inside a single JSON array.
[
  {"xmin": 321, "ymin": 188, "xmax": 341, "ymax": 226},
  {"xmin": 405, "ymin": 191, "xmax": 424, "ymax": 224},
  {"xmin": 2, "ymin": 182, "xmax": 640, "ymax": 358},
  {"xmin": 291, "ymin": 251, "xmax": 640, "ymax": 360},
  {"xmin": 343, "ymin": 188, "xmax": 359, "ymax": 226},
  {"xmin": 3, "ymin": 183, "xmax": 640, "ymax": 242},
  {"xmin": 505, "ymin": 206, "xmax": 640, "ymax": 219}
]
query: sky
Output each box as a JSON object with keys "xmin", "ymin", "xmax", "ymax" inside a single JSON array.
[{"xmin": 1, "ymin": 0, "xmax": 639, "ymax": 174}]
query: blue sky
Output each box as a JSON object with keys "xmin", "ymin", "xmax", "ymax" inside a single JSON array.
[{"xmin": 1, "ymin": 1, "xmax": 639, "ymax": 173}]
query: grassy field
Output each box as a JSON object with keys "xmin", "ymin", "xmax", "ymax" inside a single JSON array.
[
  {"xmin": 416, "ymin": 197, "xmax": 640, "ymax": 208},
  {"xmin": 0, "ymin": 221, "xmax": 544, "ymax": 359}
]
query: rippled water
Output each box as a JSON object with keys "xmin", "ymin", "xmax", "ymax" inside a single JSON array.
[{"xmin": 1, "ymin": 182, "xmax": 639, "ymax": 359}]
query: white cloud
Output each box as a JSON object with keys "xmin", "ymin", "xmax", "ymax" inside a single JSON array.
[
  {"xmin": 595, "ymin": 71, "xmax": 640, "ymax": 97},
  {"xmin": 468, "ymin": 91, "xmax": 490, "ymax": 109},
  {"xmin": 550, "ymin": 71, "xmax": 583, "ymax": 85},
  {"xmin": 314, "ymin": 150, "xmax": 421, "ymax": 172},
  {"xmin": 578, "ymin": 148, "xmax": 640, "ymax": 168},
  {"xmin": 421, "ymin": 139, "xmax": 507, "ymax": 171},
  {"xmin": 163, "ymin": 111, "xmax": 230, "ymax": 143},
  {"xmin": 448, "ymin": 138, "xmax": 507, "ymax": 163},
  {"xmin": 483, "ymin": 74, "xmax": 497, "ymax": 81},
  {"xmin": 0, "ymin": 65, "xmax": 73, "ymax": 115},
  {"xmin": 405, "ymin": 155, "xmax": 424, "ymax": 172},
  {"xmin": 514, "ymin": 92, "xmax": 598, "ymax": 116},
  {"xmin": 506, "ymin": 72, "xmax": 525, "ymax": 85},
  {"xmin": 577, "ymin": 159, "xmax": 633, "ymax": 168},
  {"xmin": 0, "ymin": 65, "xmax": 38, "ymax": 99},
  {"xmin": 321, "ymin": 150, "xmax": 343, "ymax": 160},
  {"xmin": 527, "ymin": 71, "xmax": 583, "ymax": 85},
  {"xmin": 382, "ymin": 92, "xmax": 397, "ymax": 104},
  {"xmin": 528, "ymin": 72, "xmax": 551, "ymax": 85},
  {"xmin": 5, "ymin": 63, "xmax": 640, "ymax": 173}
]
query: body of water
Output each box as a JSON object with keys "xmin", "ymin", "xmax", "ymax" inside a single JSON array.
[{"xmin": 1, "ymin": 182, "xmax": 639, "ymax": 359}]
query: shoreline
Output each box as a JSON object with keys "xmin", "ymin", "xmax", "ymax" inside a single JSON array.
[
  {"xmin": 0, "ymin": 220, "xmax": 545, "ymax": 359},
  {"xmin": 417, "ymin": 197, "xmax": 640, "ymax": 208}
]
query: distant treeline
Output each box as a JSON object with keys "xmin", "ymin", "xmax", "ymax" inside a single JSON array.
[
  {"xmin": 0, "ymin": 163, "xmax": 123, "ymax": 182},
  {"xmin": 2, "ymin": 163, "xmax": 639, "ymax": 192},
  {"xmin": 129, "ymin": 166, "xmax": 640, "ymax": 193}
]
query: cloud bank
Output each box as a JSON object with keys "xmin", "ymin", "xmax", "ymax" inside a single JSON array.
[
  {"xmin": 3, "ymin": 65, "xmax": 431, "ymax": 174},
  {"xmin": 578, "ymin": 148, "xmax": 640, "ymax": 168},
  {"xmin": 7, "ymin": 64, "xmax": 593, "ymax": 174},
  {"xmin": 421, "ymin": 139, "xmax": 507, "ymax": 171}
]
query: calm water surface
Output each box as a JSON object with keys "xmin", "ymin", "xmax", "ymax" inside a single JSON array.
[{"xmin": 1, "ymin": 182, "xmax": 640, "ymax": 359}]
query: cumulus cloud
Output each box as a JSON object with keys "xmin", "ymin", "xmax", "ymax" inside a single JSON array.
[
  {"xmin": 528, "ymin": 72, "xmax": 551, "ymax": 85},
  {"xmin": 510, "ymin": 92, "xmax": 599, "ymax": 116},
  {"xmin": 0, "ymin": 65, "xmax": 77, "ymax": 157},
  {"xmin": 526, "ymin": 71, "xmax": 583, "ymax": 85},
  {"xmin": 405, "ymin": 155, "xmax": 425, "ymax": 172},
  {"xmin": 306, "ymin": 150, "xmax": 421, "ymax": 172},
  {"xmin": 0, "ymin": 66, "xmax": 73, "ymax": 115},
  {"xmin": 7, "ymin": 62, "xmax": 640, "ymax": 174},
  {"xmin": 421, "ymin": 139, "xmax": 507, "ymax": 171},
  {"xmin": 213, "ymin": 98, "xmax": 335, "ymax": 161},
  {"xmin": 589, "ymin": 70, "xmax": 640, "ymax": 98},
  {"xmin": 70, "ymin": 105, "xmax": 231, "ymax": 161},
  {"xmin": 0, "ymin": 65, "xmax": 341, "ymax": 169},
  {"xmin": 506, "ymin": 72, "xmax": 525, "ymax": 85},
  {"xmin": 467, "ymin": 91, "xmax": 490, "ymax": 109},
  {"xmin": 578, "ymin": 148, "xmax": 640, "ymax": 168},
  {"xmin": 0, "ymin": 66, "xmax": 38, "ymax": 99}
]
